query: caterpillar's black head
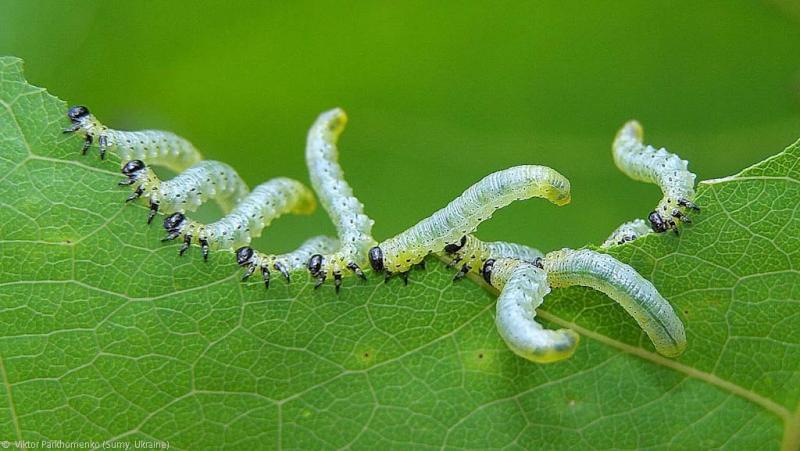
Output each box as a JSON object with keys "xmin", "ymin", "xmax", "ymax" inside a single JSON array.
[
  {"xmin": 163, "ymin": 213, "xmax": 186, "ymax": 233},
  {"xmin": 481, "ymin": 259, "xmax": 495, "ymax": 285},
  {"xmin": 648, "ymin": 211, "xmax": 668, "ymax": 233},
  {"xmin": 368, "ymin": 246, "xmax": 385, "ymax": 272},
  {"xmin": 121, "ymin": 160, "xmax": 146, "ymax": 177},
  {"xmin": 307, "ymin": 254, "xmax": 323, "ymax": 277},
  {"xmin": 236, "ymin": 247, "xmax": 255, "ymax": 266},
  {"xmin": 67, "ymin": 105, "xmax": 90, "ymax": 122}
]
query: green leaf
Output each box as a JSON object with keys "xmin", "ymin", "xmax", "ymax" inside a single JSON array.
[{"xmin": 1, "ymin": 56, "xmax": 798, "ymax": 450}]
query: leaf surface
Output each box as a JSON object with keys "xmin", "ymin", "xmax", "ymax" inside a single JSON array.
[{"xmin": 0, "ymin": 57, "xmax": 798, "ymax": 450}]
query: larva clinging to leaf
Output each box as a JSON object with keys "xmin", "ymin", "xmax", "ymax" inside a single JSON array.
[
  {"xmin": 601, "ymin": 218, "xmax": 652, "ymax": 248},
  {"xmin": 64, "ymin": 105, "xmax": 202, "ymax": 172},
  {"xmin": 442, "ymin": 235, "xmax": 686, "ymax": 358},
  {"xmin": 612, "ymin": 120, "xmax": 700, "ymax": 234},
  {"xmin": 542, "ymin": 248, "xmax": 686, "ymax": 357},
  {"xmin": 162, "ymin": 178, "xmax": 316, "ymax": 260},
  {"xmin": 484, "ymin": 258, "xmax": 580, "ymax": 363},
  {"xmin": 304, "ymin": 108, "xmax": 377, "ymax": 292},
  {"xmin": 236, "ymin": 236, "xmax": 339, "ymax": 289},
  {"xmin": 368, "ymin": 165, "xmax": 570, "ymax": 280},
  {"xmin": 120, "ymin": 159, "xmax": 249, "ymax": 224},
  {"xmin": 442, "ymin": 234, "xmax": 543, "ymax": 281}
]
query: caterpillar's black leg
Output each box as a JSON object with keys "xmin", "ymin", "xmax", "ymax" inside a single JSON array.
[
  {"xmin": 126, "ymin": 186, "xmax": 144, "ymax": 203},
  {"xmin": 200, "ymin": 238, "xmax": 209, "ymax": 261},
  {"xmin": 147, "ymin": 202, "xmax": 159, "ymax": 225},
  {"xmin": 415, "ymin": 260, "xmax": 426, "ymax": 270},
  {"xmin": 617, "ymin": 235, "xmax": 635, "ymax": 245},
  {"xmin": 447, "ymin": 256, "xmax": 462, "ymax": 269},
  {"xmin": 400, "ymin": 271, "xmax": 409, "ymax": 286},
  {"xmin": 179, "ymin": 234, "xmax": 192, "ymax": 256},
  {"xmin": 81, "ymin": 135, "xmax": 93, "ymax": 155},
  {"xmin": 346, "ymin": 262, "xmax": 367, "ymax": 281},
  {"xmin": 262, "ymin": 266, "xmax": 271, "ymax": 289},
  {"xmin": 444, "ymin": 236, "xmax": 467, "ymax": 254},
  {"xmin": 384, "ymin": 271, "xmax": 393, "ymax": 283},
  {"xmin": 274, "ymin": 262, "xmax": 290, "ymax": 283},
  {"xmin": 98, "ymin": 135, "xmax": 108, "ymax": 160},
  {"xmin": 63, "ymin": 123, "xmax": 81, "ymax": 134},
  {"xmin": 672, "ymin": 209, "xmax": 692, "ymax": 224},
  {"xmin": 314, "ymin": 274, "xmax": 326, "ymax": 289},
  {"xmin": 162, "ymin": 231, "xmax": 180, "ymax": 242},
  {"xmin": 453, "ymin": 264, "xmax": 471, "ymax": 282},
  {"xmin": 678, "ymin": 198, "xmax": 700, "ymax": 211},
  {"xmin": 241, "ymin": 264, "xmax": 256, "ymax": 281},
  {"xmin": 118, "ymin": 177, "xmax": 136, "ymax": 186},
  {"xmin": 334, "ymin": 271, "xmax": 342, "ymax": 294}
]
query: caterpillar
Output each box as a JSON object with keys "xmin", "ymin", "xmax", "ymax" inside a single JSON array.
[
  {"xmin": 236, "ymin": 235, "xmax": 339, "ymax": 288},
  {"xmin": 444, "ymin": 235, "xmax": 686, "ymax": 358},
  {"xmin": 484, "ymin": 258, "xmax": 580, "ymax": 363},
  {"xmin": 162, "ymin": 178, "xmax": 316, "ymax": 260},
  {"xmin": 64, "ymin": 105, "xmax": 202, "ymax": 172},
  {"xmin": 443, "ymin": 234, "xmax": 543, "ymax": 281},
  {"xmin": 612, "ymin": 120, "xmax": 700, "ymax": 234},
  {"xmin": 304, "ymin": 108, "xmax": 377, "ymax": 291},
  {"xmin": 368, "ymin": 165, "xmax": 570, "ymax": 280},
  {"xmin": 120, "ymin": 159, "xmax": 249, "ymax": 224},
  {"xmin": 601, "ymin": 218, "xmax": 652, "ymax": 248},
  {"xmin": 541, "ymin": 248, "xmax": 686, "ymax": 357}
]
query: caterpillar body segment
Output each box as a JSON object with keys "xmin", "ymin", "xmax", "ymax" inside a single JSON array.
[
  {"xmin": 236, "ymin": 236, "xmax": 339, "ymax": 289},
  {"xmin": 369, "ymin": 165, "xmax": 570, "ymax": 278},
  {"xmin": 162, "ymin": 178, "xmax": 316, "ymax": 260},
  {"xmin": 602, "ymin": 218, "xmax": 652, "ymax": 248},
  {"xmin": 442, "ymin": 234, "xmax": 543, "ymax": 281},
  {"xmin": 304, "ymin": 108, "xmax": 377, "ymax": 291},
  {"xmin": 486, "ymin": 240, "xmax": 544, "ymax": 262},
  {"xmin": 542, "ymin": 248, "xmax": 686, "ymax": 357},
  {"xmin": 64, "ymin": 106, "xmax": 202, "ymax": 172},
  {"xmin": 120, "ymin": 160, "xmax": 249, "ymax": 224},
  {"xmin": 612, "ymin": 120, "xmax": 699, "ymax": 234},
  {"xmin": 485, "ymin": 258, "xmax": 580, "ymax": 363}
]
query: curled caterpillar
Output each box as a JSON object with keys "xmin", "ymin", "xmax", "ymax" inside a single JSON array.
[
  {"xmin": 368, "ymin": 165, "xmax": 570, "ymax": 280},
  {"xmin": 484, "ymin": 258, "xmax": 580, "ymax": 363},
  {"xmin": 443, "ymin": 234, "xmax": 543, "ymax": 281},
  {"xmin": 64, "ymin": 105, "xmax": 202, "ymax": 171},
  {"xmin": 613, "ymin": 120, "xmax": 700, "ymax": 234},
  {"xmin": 304, "ymin": 108, "xmax": 376, "ymax": 292},
  {"xmin": 601, "ymin": 218, "xmax": 652, "ymax": 248},
  {"xmin": 542, "ymin": 248, "xmax": 686, "ymax": 357},
  {"xmin": 162, "ymin": 178, "xmax": 316, "ymax": 260},
  {"xmin": 236, "ymin": 236, "xmax": 339, "ymax": 288},
  {"xmin": 120, "ymin": 159, "xmax": 249, "ymax": 224}
]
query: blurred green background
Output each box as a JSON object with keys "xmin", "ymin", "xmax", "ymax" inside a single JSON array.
[{"xmin": 2, "ymin": 1, "xmax": 799, "ymax": 253}]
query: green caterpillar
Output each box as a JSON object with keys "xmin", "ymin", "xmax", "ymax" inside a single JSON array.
[
  {"xmin": 162, "ymin": 178, "xmax": 316, "ymax": 260},
  {"xmin": 65, "ymin": 105, "xmax": 202, "ymax": 172},
  {"xmin": 304, "ymin": 109, "xmax": 376, "ymax": 292},
  {"xmin": 120, "ymin": 159, "xmax": 249, "ymax": 224},
  {"xmin": 542, "ymin": 248, "xmax": 686, "ymax": 357},
  {"xmin": 611, "ymin": 120, "xmax": 700, "ymax": 236},
  {"xmin": 369, "ymin": 165, "xmax": 571, "ymax": 282},
  {"xmin": 444, "ymin": 235, "xmax": 686, "ymax": 359}
]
